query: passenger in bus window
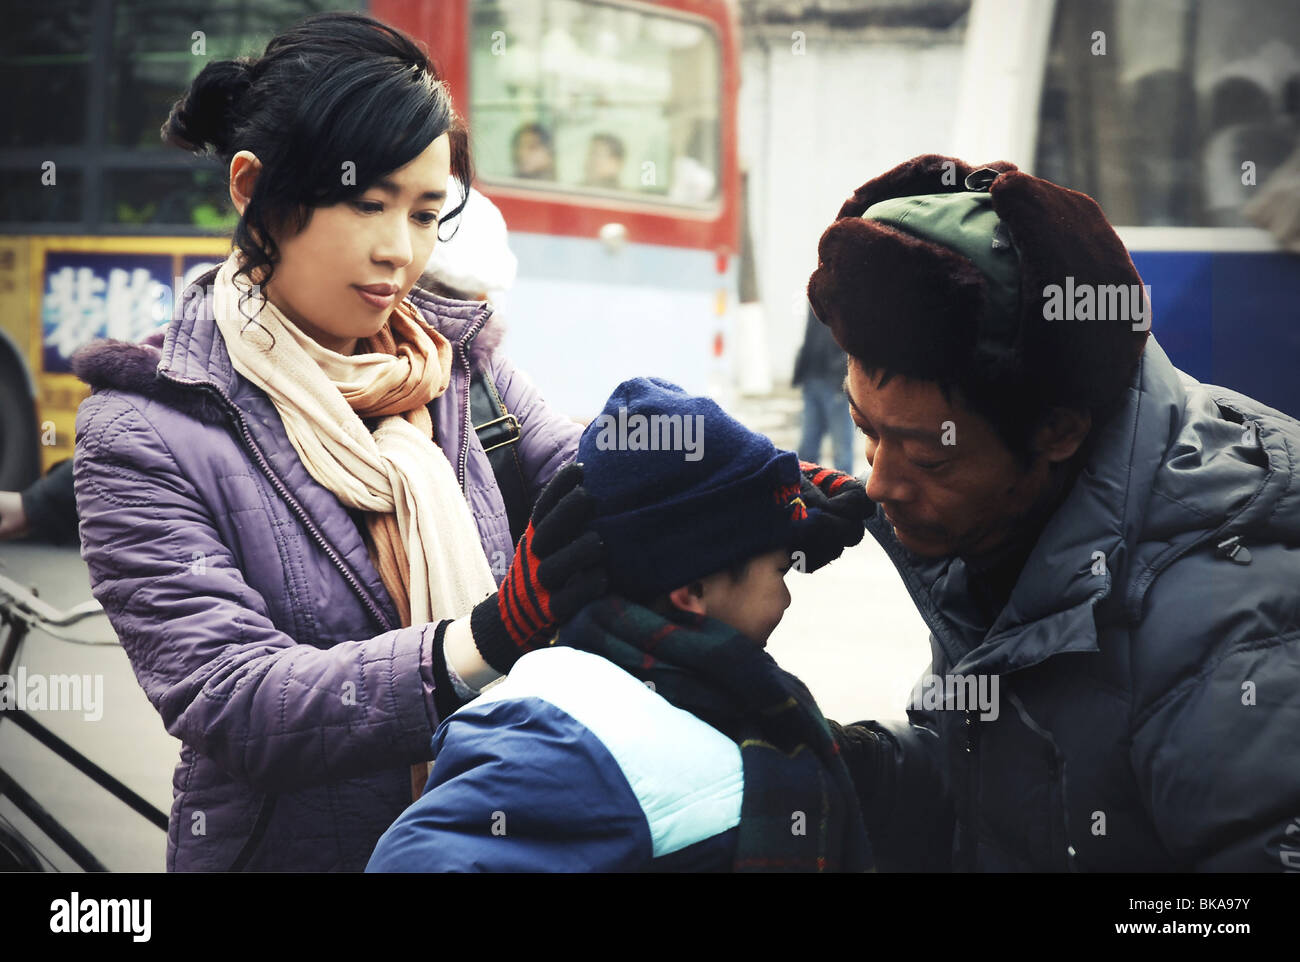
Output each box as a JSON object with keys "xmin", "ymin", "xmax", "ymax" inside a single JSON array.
[
  {"xmin": 1201, "ymin": 73, "xmax": 1297, "ymax": 226},
  {"xmin": 668, "ymin": 119, "xmax": 717, "ymax": 203},
  {"xmin": 67, "ymin": 12, "xmax": 608, "ymax": 873},
  {"xmin": 1128, "ymin": 69, "xmax": 1199, "ymax": 226},
  {"xmin": 1246, "ymin": 74, "xmax": 1300, "ymax": 251},
  {"xmin": 582, "ymin": 132, "xmax": 625, "ymax": 190},
  {"xmin": 510, "ymin": 122, "xmax": 556, "ymax": 180}
]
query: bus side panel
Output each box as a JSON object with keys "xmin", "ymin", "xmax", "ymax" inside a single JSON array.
[
  {"xmin": 24, "ymin": 241, "xmax": 227, "ymax": 473},
  {"xmin": 1210, "ymin": 252, "xmax": 1300, "ymax": 420},
  {"xmin": 1131, "ymin": 249, "xmax": 1300, "ymax": 419},
  {"xmin": 1130, "ymin": 250, "xmax": 1215, "ymax": 385},
  {"xmin": 0, "ymin": 238, "xmax": 35, "ymax": 393},
  {"xmin": 503, "ymin": 233, "xmax": 732, "ymax": 418}
]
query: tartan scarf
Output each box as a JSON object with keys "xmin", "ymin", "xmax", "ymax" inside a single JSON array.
[{"xmin": 559, "ymin": 596, "xmax": 873, "ymax": 872}]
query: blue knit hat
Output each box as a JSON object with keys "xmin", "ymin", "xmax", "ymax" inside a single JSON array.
[{"xmin": 577, "ymin": 377, "xmax": 810, "ymax": 599}]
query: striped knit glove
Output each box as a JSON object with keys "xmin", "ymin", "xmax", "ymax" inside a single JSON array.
[
  {"xmin": 792, "ymin": 461, "xmax": 871, "ymax": 572},
  {"xmin": 470, "ymin": 462, "xmax": 607, "ymax": 674}
]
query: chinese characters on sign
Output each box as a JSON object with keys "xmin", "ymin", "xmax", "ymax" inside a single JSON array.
[{"xmin": 40, "ymin": 253, "xmax": 220, "ymax": 373}]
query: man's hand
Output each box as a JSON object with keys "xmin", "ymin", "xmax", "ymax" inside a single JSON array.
[
  {"xmin": 0, "ymin": 491, "xmax": 30, "ymax": 541},
  {"xmin": 469, "ymin": 462, "xmax": 607, "ymax": 674},
  {"xmin": 791, "ymin": 461, "xmax": 872, "ymax": 572}
]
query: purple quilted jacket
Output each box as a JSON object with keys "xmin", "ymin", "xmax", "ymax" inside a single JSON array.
[{"xmin": 70, "ymin": 272, "xmax": 580, "ymax": 871}]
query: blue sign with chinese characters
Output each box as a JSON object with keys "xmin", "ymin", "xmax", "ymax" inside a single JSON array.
[{"xmin": 40, "ymin": 251, "xmax": 223, "ymax": 374}]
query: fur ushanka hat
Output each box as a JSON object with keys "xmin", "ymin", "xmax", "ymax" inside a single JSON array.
[{"xmin": 806, "ymin": 155, "xmax": 1150, "ymax": 433}]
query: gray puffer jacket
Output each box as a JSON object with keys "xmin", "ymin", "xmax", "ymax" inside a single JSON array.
[{"xmin": 843, "ymin": 336, "xmax": 1300, "ymax": 871}]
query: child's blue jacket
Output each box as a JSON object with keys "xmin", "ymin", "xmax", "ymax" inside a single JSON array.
[{"xmin": 365, "ymin": 646, "xmax": 745, "ymax": 872}]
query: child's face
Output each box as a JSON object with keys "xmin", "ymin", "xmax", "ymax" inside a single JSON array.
[{"xmin": 693, "ymin": 548, "xmax": 794, "ymax": 647}]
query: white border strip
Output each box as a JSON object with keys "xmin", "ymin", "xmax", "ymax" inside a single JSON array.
[{"xmin": 1115, "ymin": 227, "xmax": 1283, "ymax": 253}]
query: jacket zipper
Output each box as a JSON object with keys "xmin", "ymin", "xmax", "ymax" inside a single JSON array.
[
  {"xmin": 157, "ymin": 370, "xmax": 396, "ymax": 634},
  {"xmin": 455, "ymin": 311, "xmax": 491, "ymax": 491},
  {"xmin": 964, "ymin": 708, "xmax": 979, "ymax": 871},
  {"xmin": 1003, "ymin": 685, "xmax": 1079, "ymax": 871}
]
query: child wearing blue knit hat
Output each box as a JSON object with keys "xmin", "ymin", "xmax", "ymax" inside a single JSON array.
[
  {"xmin": 576, "ymin": 376, "xmax": 811, "ymax": 643},
  {"xmin": 368, "ymin": 378, "xmax": 872, "ymax": 873}
]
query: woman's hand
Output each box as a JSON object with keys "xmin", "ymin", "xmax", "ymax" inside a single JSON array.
[
  {"xmin": 792, "ymin": 461, "xmax": 873, "ymax": 572},
  {"xmin": 468, "ymin": 461, "xmax": 607, "ymax": 675}
]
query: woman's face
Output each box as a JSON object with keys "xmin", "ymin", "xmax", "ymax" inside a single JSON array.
[{"xmin": 230, "ymin": 133, "xmax": 451, "ymax": 355}]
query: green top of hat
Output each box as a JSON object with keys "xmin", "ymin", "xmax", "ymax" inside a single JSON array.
[{"xmin": 861, "ymin": 187, "xmax": 1022, "ymax": 346}]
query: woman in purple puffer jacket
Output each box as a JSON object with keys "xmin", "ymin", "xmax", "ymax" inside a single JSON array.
[{"xmin": 70, "ymin": 12, "xmax": 601, "ymax": 871}]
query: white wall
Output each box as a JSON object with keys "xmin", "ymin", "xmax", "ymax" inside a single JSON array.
[{"xmin": 740, "ymin": 24, "xmax": 967, "ymax": 385}]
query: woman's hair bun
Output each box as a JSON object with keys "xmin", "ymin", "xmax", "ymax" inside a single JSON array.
[{"xmin": 160, "ymin": 58, "xmax": 254, "ymax": 156}]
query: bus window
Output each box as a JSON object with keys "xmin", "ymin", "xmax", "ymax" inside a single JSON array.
[
  {"xmin": 1035, "ymin": 0, "xmax": 1300, "ymax": 228},
  {"xmin": 0, "ymin": 0, "xmax": 350, "ymax": 232},
  {"xmin": 0, "ymin": 169, "xmax": 85, "ymax": 225},
  {"xmin": 469, "ymin": 0, "xmax": 722, "ymax": 205},
  {"xmin": 103, "ymin": 168, "xmax": 235, "ymax": 229},
  {"xmin": 1, "ymin": 1, "xmax": 91, "ymax": 151}
]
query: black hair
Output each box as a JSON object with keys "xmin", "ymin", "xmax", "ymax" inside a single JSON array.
[
  {"xmin": 722, "ymin": 555, "xmax": 755, "ymax": 583},
  {"xmin": 161, "ymin": 11, "xmax": 473, "ymax": 301},
  {"xmin": 643, "ymin": 555, "xmax": 755, "ymax": 617},
  {"xmin": 1206, "ymin": 75, "xmax": 1272, "ymax": 131},
  {"xmin": 849, "ymin": 359, "xmax": 1049, "ymax": 470}
]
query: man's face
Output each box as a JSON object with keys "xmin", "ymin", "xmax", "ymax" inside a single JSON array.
[{"xmin": 845, "ymin": 360, "xmax": 1057, "ymax": 560}]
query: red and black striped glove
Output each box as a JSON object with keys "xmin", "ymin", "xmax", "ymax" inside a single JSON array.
[
  {"xmin": 470, "ymin": 461, "xmax": 607, "ymax": 675},
  {"xmin": 791, "ymin": 461, "xmax": 872, "ymax": 572}
]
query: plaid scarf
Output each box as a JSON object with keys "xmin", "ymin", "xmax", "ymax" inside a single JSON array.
[{"xmin": 559, "ymin": 597, "xmax": 873, "ymax": 872}]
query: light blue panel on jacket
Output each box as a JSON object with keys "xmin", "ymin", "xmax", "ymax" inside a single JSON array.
[{"xmin": 473, "ymin": 646, "xmax": 743, "ymax": 857}]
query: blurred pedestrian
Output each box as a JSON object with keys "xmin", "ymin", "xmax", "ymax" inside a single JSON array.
[{"xmin": 792, "ymin": 304, "xmax": 854, "ymax": 472}]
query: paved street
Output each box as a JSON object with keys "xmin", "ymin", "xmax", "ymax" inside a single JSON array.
[
  {"xmin": 0, "ymin": 543, "xmax": 179, "ymax": 871},
  {"xmin": 768, "ymin": 536, "xmax": 933, "ymax": 724}
]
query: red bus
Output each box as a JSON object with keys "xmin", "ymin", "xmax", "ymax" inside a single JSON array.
[
  {"xmin": 0, "ymin": 0, "xmax": 741, "ymax": 490},
  {"xmin": 383, "ymin": 0, "xmax": 742, "ymax": 416}
]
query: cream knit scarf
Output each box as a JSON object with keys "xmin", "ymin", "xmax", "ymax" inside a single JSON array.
[{"xmin": 211, "ymin": 253, "xmax": 497, "ymax": 628}]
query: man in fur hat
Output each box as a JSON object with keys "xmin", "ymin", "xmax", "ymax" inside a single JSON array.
[{"xmin": 804, "ymin": 154, "xmax": 1300, "ymax": 871}]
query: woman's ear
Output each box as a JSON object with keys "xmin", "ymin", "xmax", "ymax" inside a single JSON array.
[
  {"xmin": 666, "ymin": 581, "xmax": 707, "ymax": 617},
  {"xmin": 229, "ymin": 150, "xmax": 262, "ymax": 216}
]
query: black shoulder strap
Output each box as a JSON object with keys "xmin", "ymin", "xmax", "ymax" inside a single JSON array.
[{"xmin": 470, "ymin": 368, "xmax": 531, "ymax": 544}]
